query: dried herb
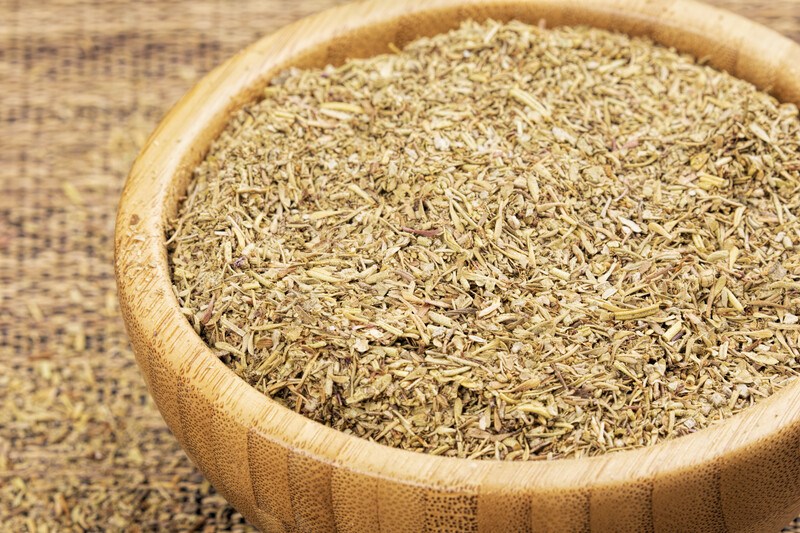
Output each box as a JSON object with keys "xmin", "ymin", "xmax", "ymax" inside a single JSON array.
[{"xmin": 169, "ymin": 20, "xmax": 800, "ymax": 460}]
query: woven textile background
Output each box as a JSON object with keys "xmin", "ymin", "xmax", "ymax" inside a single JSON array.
[{"xmin": 1, "ymin": 0, "xmax": 800, "ymax": 530}]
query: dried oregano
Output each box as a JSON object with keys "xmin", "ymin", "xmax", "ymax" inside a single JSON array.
[{"xmin": 169, "ymin": 20, "xmax": 800, "ymax": 460}]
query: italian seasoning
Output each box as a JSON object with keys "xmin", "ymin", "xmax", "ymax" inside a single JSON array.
[{"xmin": 169, "ymin": 20, "xmax": 800, "ymax": 460}]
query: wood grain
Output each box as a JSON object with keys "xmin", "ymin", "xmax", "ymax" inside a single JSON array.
[{"xmin": 115, "ymin": 0, "xmax": 800, "ymax": 531}]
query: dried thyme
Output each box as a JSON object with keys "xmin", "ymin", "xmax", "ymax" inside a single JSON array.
[{"xmin": 169, "ymin": 20, "xmax": 800, "ymax": 460}]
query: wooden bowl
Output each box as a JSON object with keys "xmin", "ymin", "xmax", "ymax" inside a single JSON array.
[{"xmin": 115, "ymin": 1, "xmax": 800, "ymax": 531}]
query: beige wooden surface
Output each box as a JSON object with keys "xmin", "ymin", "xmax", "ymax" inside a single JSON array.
[{"xmin": 3, "ymin": 0, "xmax": 800, "ymax": 530}]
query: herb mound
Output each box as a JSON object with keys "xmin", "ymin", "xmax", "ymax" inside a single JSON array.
[{"xmin": 169, "ymin": 20, "xmax": 800, "ymax": 460}]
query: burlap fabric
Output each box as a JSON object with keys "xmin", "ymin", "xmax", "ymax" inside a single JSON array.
[{"xmin": 1, "ymin": 0, "xmax": 799, "ymax": 530}]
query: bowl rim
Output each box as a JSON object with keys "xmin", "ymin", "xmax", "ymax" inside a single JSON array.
[{"xmin": 115, "ymin": 0, "xmax": 800, "ymax": 496}]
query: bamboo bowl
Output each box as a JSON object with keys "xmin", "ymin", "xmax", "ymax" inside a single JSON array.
[{"xmin": 115, "ymin": 0, "xmax": 800, "ymax": 531}]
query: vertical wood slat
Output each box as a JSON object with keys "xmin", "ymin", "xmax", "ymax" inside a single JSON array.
[
  {"xmin": 477, "ymin": 488, "xmax": 531, "ymax": 532},
  {"xmin": 719, "ymin": 425, "xmax": 800, "ymax": 532},
  {"xmin": 590, "ymin": 480, "xmax": 654, "ymax": 533},
  {"xmin": 530, "ymin": 490, "xmax": 590, "ymax": 533},
  {"xmin": 375, "ymin": 476, "xmax": 428, "ymax": 533},
  {"xmin": 652, "ymin": 461, "xmax": 726, "ymax": 533},
  {"xmin": 248, "ymin": 428, "xmax": 296, "ymax": 527},
  {"xmin": 287, "ymin": 451, "xmax": 337, "ymax": 532}
]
